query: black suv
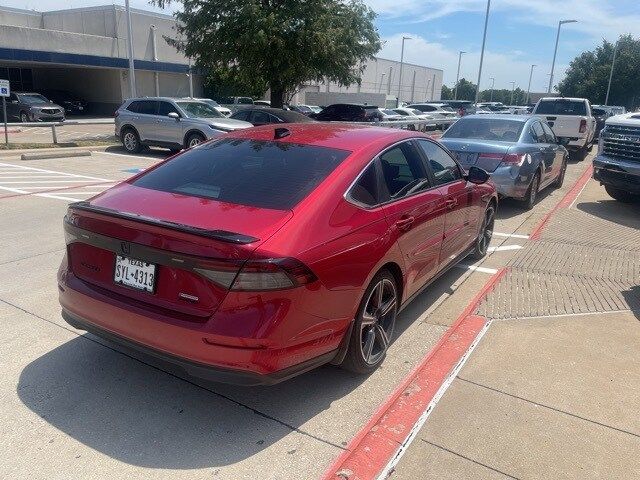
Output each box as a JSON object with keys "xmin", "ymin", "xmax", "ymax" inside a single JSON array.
[{"xmin": 312, "ymin": 104, "xmax": 383, "ymax": 122}]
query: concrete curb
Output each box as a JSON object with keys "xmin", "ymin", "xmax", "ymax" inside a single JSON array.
[
  {"xmin": 21, "ymin": 150, "xmax": 92, "ymax": 161},
  {"xmin": 0, "ymin": 144, "xmax": 113, "ymax": 159}
]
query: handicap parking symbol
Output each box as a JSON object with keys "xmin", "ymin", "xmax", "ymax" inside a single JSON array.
[{"xmin": 0, "ymin": 88, "xmax": 7, "ymax": 95}]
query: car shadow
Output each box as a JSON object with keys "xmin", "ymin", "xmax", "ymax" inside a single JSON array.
[
  {"xmin": 104, "ymin": 145, "xmax": 173, "ymax": 160},
  {"xmin": 576, "ymin": 198, "xmax": 640, "ymax": 230},
  {"xmin": 495, "ymin": 185, "xmax": 556, "ymax": 220},
  {"xmin": 16, "ymin": 261, "xmax": 473, "ymax": 470},
  {"xmin": 17, "ymin": 334, "xmax": 364, "ymax": 469},
  {"xmin": 621, "ymin": 285, "xmax": 640, "ymax": 323}
]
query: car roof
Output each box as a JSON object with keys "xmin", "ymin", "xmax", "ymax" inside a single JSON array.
[
  {"xmin": 233, "ymin": 107, "xmax": 315, "ymax": 122},
  {"xmin": 223, "ymin": 123, "xmax": 432, "ymax": 151}
]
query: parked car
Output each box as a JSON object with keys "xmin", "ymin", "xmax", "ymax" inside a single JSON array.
[
  {"xmin": 378, "ymin": 108, "xmax": 404, "ymax": 121},
  {"xmin": 229, "ymin": 107, "xmax": 314, "ymax": 125},
  {"xmin": 5, "ymin": 92, "xmax": 65, "ymax": 122},
  {"xmin": 532, "ymin": 97, "xmax": 596, "ymax": 161},
  {"xmin": 254, "ymin": 100, "xmax": 271, "ymax": 107},
  {"xmin": 440, "ymin": 100, "xmax": 477, "ymax": 116},
  {"xmin": 40, "ymin": 89, "xmax": 88, "ymax": 115},
  {"xmin": 408, "ymin": 103, "xmax": 459, "ymax": 121},
  {"xmin": 311, "ymin": 103, "xmax": 384, "ymax": 122},
  {"xmin": 593, "ymin": 112, "xmax": 640, "ymax": 202},
  {"xmin": 477, "ymin": 102, "xmax": 510, "ymax": 113},
  {"xmin": 505, "ymin": 106, "xmax": 530, "ymax": 115},
  {"xmin": 217, "ymin": 96, "xmax": 254, "ymax": 106},
  {"xmin": 288, "ymin": 104, "xmax": 318, "ymax": 116},
  {"xmin": 58, "ymin": 123, "xmax": 497, "ymax": 385},
  {"xmin": 392, "ymin": 108, "xmax": 435, "ymax": 131},
  {"xmin": 115, "ymin": 97, "xmax": 253, "ymax": 153},
  {"xmin": 592, "ymin": 107, "xmax": 609, "ymax": 138},
  {"xmin": 440, "ymin": 115, "xmax": 568, "ymax": 209},
  {"xmin": 194, "ymin": 98, "xmax": 232, "ymax": 117}
]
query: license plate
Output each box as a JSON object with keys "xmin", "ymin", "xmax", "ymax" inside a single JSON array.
[
  {"xmin": 455, "ymin": 152, "xmax": 478, "ymax": 167},
  {"xmin": 114, "ymin": 255, "xmax": 156, "ymax": 293}
]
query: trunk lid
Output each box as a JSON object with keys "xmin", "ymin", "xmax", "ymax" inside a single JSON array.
[
  {"xmin": 65, "ymin": 184, "xmax": 292, "ymax": 320},
  {"xmin": 536, "ymin": 114, "xmax": 586, "ymax": 138},
  {"xmin": 440, "ymin": 139, "xmax": 513, "ymax": 172}
]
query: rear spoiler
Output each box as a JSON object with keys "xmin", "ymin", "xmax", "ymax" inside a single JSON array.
[{"xmin": 68, "ymin": 201, "xmax": 259, "ymax": 245}]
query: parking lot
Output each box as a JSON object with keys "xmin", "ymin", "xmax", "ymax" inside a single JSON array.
[{"xmin": 3, "ymin": 146, "xmax": 633, "ymax": 479}]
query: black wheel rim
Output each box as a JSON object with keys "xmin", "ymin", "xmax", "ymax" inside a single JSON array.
[
  {"xmin": 478, "ymin": 208, "xmax": 495, "ymax": 254},
  {"xmin": 360, "ymin": 278, "xmax": 397, "ymax": 365}
]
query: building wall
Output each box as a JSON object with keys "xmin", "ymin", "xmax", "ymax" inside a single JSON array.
[
  {"xmin": 0, "ymin": 7, "xmax": 42, "ymax": 29},
  {"xmin": 297, "ymin": 56, "xmax": 443, "ymax": 105}
]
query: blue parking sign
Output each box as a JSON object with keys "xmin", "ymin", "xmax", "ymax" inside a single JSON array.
[{"xmin": 0, "ymin": 88, "xmax": 7, "ymax": 95}]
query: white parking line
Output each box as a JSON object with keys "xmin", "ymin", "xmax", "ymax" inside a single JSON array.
[
  {"xmin": 0, "ymin": 162, "xmax": 110, "ymax": 181},
  {"xmin": 97, "ymin": 151, "xmax": 161, "ymax": 161},
  {"xmin": 493, "ymin": 232, "xmax": 529, "ymax": 239},
  {"xmin": 487, "ymin": 244, "xmax": 523, "ymax": 252}
]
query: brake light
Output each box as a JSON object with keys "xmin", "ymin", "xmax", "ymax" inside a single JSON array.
[
  {"xmin": 195, "ymin": 257, "xmax": 317, "ymax": 291},
  {"xmin": 501, "ymin": 153, "xmax": 527, "ymax": 166},
  {"xmin": 579, "ymin": 119, "xmax": 587, "ymax": 133},
  {"xmin": 114, "ymin": 111, "xmax": 119, "ymax": 118}
]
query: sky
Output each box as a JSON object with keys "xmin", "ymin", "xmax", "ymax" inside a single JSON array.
[{"xmin": 6, "ymin": 0, "xmax": 640, "ymax": 92}]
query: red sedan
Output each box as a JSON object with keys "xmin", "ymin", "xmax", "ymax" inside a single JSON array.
[{"xmin": 58, "ymin": 124, "xmax": 497, "ymax": 385}]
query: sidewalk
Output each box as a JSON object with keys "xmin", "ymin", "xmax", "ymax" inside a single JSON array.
[{"xmin": 392, "ymin": 175, "xmax": 640, "ymax": 479}]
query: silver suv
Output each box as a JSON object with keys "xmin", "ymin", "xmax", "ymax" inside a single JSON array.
[{"xmin": 115, "ymin": 97, "xmax": 253, "ymax": 153}]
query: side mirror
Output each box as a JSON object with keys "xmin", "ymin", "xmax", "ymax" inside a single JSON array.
[
  {"xmin": 467, "ymin": 165, "xmax": 490, "ymax": 185},
  {"xmin": 557, "ymin": 137, "xmax": 570, "ymax": 146},
  {"xmin": 167, "ymin": 112, "xmax": 180, "ymax": 120}
]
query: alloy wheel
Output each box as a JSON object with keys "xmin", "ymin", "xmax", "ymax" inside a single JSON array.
[
  {"xmin": 478, "ymin": 207, "xmax": 495, "ymax": 255},
  {"xmin": 20, "ymin": 113, "xmax": 29, "ymax": 123},
  {"xmin": 188, "ymin": 136, "xmax": 203, "ymax": 148},
  {"xmin": 359, "ymin": 278, "xmax": 397, "ymax": 365},
  {"xmin": 123, "ymin": 132, "xmax": 137, "ymax": 151}
]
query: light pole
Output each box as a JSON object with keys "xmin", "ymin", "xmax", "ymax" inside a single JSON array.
[
  {"xmin": 125, "ymin": 0, "xmax": 136, "ymax": 98},
  {"xmin": 548, "ymin": 19, "xmax": 577, "ymax": 93},
  {"xmin": 510, "ymin": 81, "xmax": 516, "ymax": 104},
  {"xmin": 475, "ymin": 0, "xmax": 492, "ymax": 104},
  {"xmin": 489, "ymin": 77, "xmax": 495, "ymax": 101},
  {"xmin": 378, "ymin": 72, "xmax": 386, "ymax": 93},
  {"xmin": 605, "ymin": 39, "xmax": 619, "ymax": 106},
  {"xmin": 526, "ymin": 64, "xmax": 536, "ymax": 104},
  {"xmin": 454, "ymin": 51, "xmax": 466, "ymax": 100},
  {"xmin": 397, "ymin": 36, "xmax": 411, "ymax": 106}
]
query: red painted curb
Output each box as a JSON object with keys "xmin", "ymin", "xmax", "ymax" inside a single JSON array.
[
  {"xmin": 529, "ymin": 163, "xmax": 593, "ymax": 240},
  {"xmin": 321, "ymin": 268, "xmax": 507, "ymax": 480}
]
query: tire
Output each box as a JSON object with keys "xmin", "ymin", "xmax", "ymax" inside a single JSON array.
[
  {"xmin": 522, "ymin": 172, "xmax": 540, "ymax": 210},
  {"xmin": 20, "ymin": 112, "xmax": 29, "ymax": 123},
  {"xmin": 604, "ymin": 185, "xmax": 639, "ymax": 203},
  {"xmin": 341, "ymin": 270, "xmax": 399, "ymax": 374},
  {"xmin": 121, "ymin": 127, "xmax": 142, "ymax": 154},
  {"xmin": 570, "ymin": 147, "xmax": 587, "ymax": 162},
  {"xmin": 185, "ymin": 132, "xmax": 205, "ymax": 149},
  {"xmin": 470, "ymin": 204, "xmax": 495, "ymax": 260},
  {"xmin": 553, "ymin": 157, "xmax": 568, "ymax": 188}
]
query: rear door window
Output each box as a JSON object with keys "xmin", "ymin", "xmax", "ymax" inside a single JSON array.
[
  {"xmin": 531, "ymin": 122, "xmax": 547, "ymax": 143},
  {"xmin": 132, "ymin": 139, "xmax": 350, "ymax": 210},
  {"xmin": 251, "ymin": 111, "xmax": 273, "ymax": 124},
  {"xmin": 137, "ymin": 100, "xmax": 158, "ymax": 115},
  {"xmin": 541, "ymin": 122, "xmax": 557, "ymax": 143},
  {"xmin": 379, "ymin": 142, "xmax": 430, "ymax": 199},
  {"xmin": 232, "ymin": 110, "xmax": 251, "ymax": 121}
]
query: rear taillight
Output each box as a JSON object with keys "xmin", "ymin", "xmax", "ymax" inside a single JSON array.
[
  {"xmin": 579, "ymin": 119, "xmax": 587, "ymax": 133},
  {"xmin": 196, "ymin": 257, "xmax": 317, "ymax": 291},
  {"xmin": 114, "ymin": 111, "xmax": 119, "ymax": 118},
  {"xmin": 500, "ymin": 153, "xmax": 527, "ymax": 166}
]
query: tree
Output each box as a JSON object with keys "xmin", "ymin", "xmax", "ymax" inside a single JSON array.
[
  {"xmin": 558, "ymin": 35, "xmax": 640, "ymax": 108},
  {"xmin": 152, "ymin": 0, "xmax": 381, "ymax": 108},
  {"xmin": 441, "ymin": 84, "xmax": 453, "ymax": 100}
]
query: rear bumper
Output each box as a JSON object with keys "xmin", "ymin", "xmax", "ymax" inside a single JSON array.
[
  {"xmin": 489, "ymin": 164, "xmax": 533, "ymax": 199},
  {"xmin": 62, "ymin": 309, "xmax": 338, "ymax": 386},
  {"xmin": 593, "ymin": 155, "xmax": 640, "ymax": 194},
  {"xmin": 58, "ymin": 265, "xmax": 350, "ymax": 385}
]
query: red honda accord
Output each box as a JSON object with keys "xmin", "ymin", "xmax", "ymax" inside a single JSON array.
[{"xmin": 58, "ymin": 123, "xmax": 497, "ymax": 385}]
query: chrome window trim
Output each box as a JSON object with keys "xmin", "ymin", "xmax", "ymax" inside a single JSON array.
[{"xmin": 343, "ymin": 137, "xmax": 446, "ymax": 210}]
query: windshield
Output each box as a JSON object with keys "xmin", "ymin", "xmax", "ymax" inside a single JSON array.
[
  {"xmin": 132, "ymin": 138, "xmax": 350, "ymax": 210},
  {"xmin": 176, "ymin": 101, "xmax": 223, "ymax": 118},
  {"xmin": 202, "ymin": 99, "xmax": 221, "ymax": 107},
  {"xmin": 18, "ymin": 94, "xmax": 49, "ymax": 105},
  {"xmin": 382, "ymin": 109, "xmax": 398, "ymax": 115},
  {"xmin": 237, "ymin": 97, "xmax": 254, "ymax": 104},
  {"xmin": 592, "ymin": 108, "xmax": 607, "ymax": 116},
  {"xmin": 443, "ymin": 118, "xmax": 525, "ymax": 142},
  {"xmin": 409, "ymin": 109, "xmax": 424, "ymax": 116},
  {"xmin": 439, "ymin": 106, "xmax": 455, "ymax": 112},
  {"xmin": 536, "ymin": 100, "xmax": 587, "ymax": 116}
]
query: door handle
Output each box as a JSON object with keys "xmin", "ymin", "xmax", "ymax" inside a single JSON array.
[
  {"xmin": 445, "ymin": 198, "xmax": 457, "ymax": 209},
  {"xmin": 395, "ymin": 216, "xmax": 415, "ymax": 230}
]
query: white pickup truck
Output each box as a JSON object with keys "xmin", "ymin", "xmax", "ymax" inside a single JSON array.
[{"xmin": 532, "ymin": 97, "xmax": 596, "ymax": 160}]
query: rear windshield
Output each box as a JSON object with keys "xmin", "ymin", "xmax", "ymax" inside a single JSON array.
[
  {"xmin": 592, "ymin": 108, "xmax": 607, "ymax": 116},
  {"xmin": 536, "ymin": 100, "xmax": 587, "ymax": 116},
  {"xmin": 443, "ymin": 118, "xmax": 525, "ymax": 142},
  {"xmin": 132, "ymin": 138, "xmax": 350, "ymax": 210}
]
